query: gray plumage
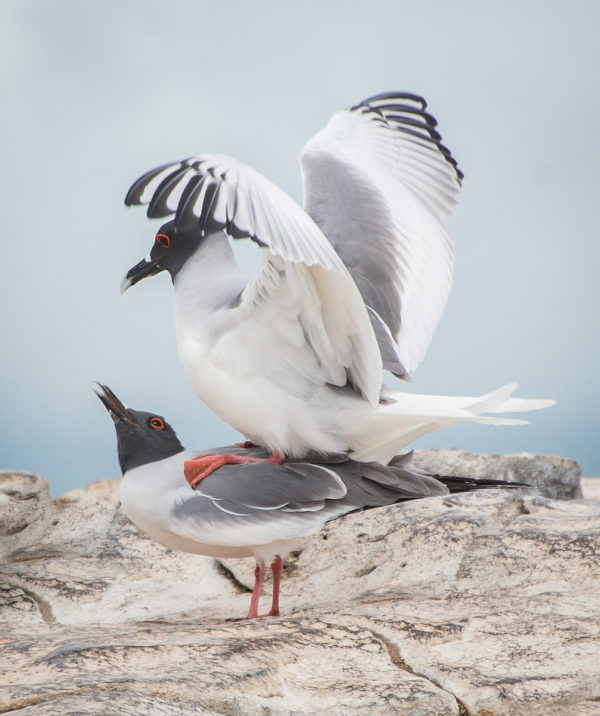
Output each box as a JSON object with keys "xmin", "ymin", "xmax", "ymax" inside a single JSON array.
[
  {"xmin": 95, "ymin": 382, "xmax": 528, "ymax": 562},
  {"xmin": 95, "ymin": 382, "xmax": 530, "ymax": 619}
]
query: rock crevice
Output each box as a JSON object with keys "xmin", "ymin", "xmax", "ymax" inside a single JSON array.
[{"xmin": 365, "ymin": 626, "xmax": 470, "ymax": 716}]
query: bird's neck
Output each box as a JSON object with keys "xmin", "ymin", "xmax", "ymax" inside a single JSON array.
[{"xmin": 173, "ymin": 232, "xmax": 247, "ymax": 319}]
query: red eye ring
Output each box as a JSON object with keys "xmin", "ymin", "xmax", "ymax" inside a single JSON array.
[
  {"xmin": 149, "ymin": 417, "xmax": 165, "ymax": 430},
  {"xmin": 156, "ymin": 233, "xmax": 171, "ymax": 248}
]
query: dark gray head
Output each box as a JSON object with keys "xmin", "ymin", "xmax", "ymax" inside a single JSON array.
[
  {"xmin": 94, "ymin": 382, "xmax": 184, "ymax": 473},
  {"xmin": 120, "ymin": 220, "xmax": 202, "ymax": 293}
]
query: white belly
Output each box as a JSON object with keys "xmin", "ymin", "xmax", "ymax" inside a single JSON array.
[{"xmin": 175, "ymin": 317, "xmax": 365, "ymax": 456}]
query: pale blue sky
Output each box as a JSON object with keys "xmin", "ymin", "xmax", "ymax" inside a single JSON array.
[{"xmin": 2, "ymin": 0, "xmax": 599, "ymax": 495}]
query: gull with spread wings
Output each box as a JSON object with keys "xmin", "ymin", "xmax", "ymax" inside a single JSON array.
[{"xmin": 121, "ymin": 92, "xmax": 552, "ymax": 482}]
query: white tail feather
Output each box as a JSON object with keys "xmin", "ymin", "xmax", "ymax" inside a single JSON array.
[
  {"xmin": 349, "ymin": 383, "xmax": 555, "ymax": 463},
  {"xmin": 488, "ymin": 398, "xmax": 556, "ymax": 413}
]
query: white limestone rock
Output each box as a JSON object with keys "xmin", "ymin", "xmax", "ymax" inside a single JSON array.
[
  {"xmin": 1, "ymin": 451, "xmax": 598, "ymax": 715},
  {"xmin": 411, "ymin": 448, "xmax": 582, "ymax": 500},
  {"xmin": 0, "ymin": 471, "xmax": 56, "ymax": 558}
]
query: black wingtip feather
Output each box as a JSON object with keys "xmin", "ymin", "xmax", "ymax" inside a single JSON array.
[
  {"xmin": 353, "ymin": 91, "xmax": 464, "ymax": 183},
  {"xmin": 124, "ymin": 161, "xmax": 176, "ymax": 206},
  {"xmin": 174, "ymin": 174, "xmax": 207, "ymax": 233},
  {"xmin": 368, "ymin": 103, "xmax": 439, "ymax": 128},
  {"xmin": 385, "ymin": 113, "xmax": 443, "ymax": 142},
  {"xmin": 146, "ymin": 165, "xmax": 189, "ymax": 219},
  {"xmin": 358, "ymin": 91, "xmax": 427, "ymax": 109},
  {"xmin": 437, "ymin": 476, "xmax": 532, "ymax": 492},
  {"xmin": 198, "ymin": 180, "xmax": 221, "ymax": 233}
]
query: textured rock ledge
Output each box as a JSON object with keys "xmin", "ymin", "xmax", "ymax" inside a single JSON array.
[{"xmin": 1, "ymin": 451, "xmax": 598, "ymax": 715}]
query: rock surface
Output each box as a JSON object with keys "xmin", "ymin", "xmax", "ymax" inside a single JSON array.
[
  {"xmin": 411, "ymin": 449, "xmax": 583, "ymax": 500},
  {"xmin": 1, "ymin": 452, "xmax": 599, "ymax": 715}
]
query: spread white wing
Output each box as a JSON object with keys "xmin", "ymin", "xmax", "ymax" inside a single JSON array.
[
  {"xmin": 125, "ymin": 154, "xmax": 382, "ymax": 404},
  {"xmin": 300, "ymin": 92, "xmax": 463, "ymax": 377}
]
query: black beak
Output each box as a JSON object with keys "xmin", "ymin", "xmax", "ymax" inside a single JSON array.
[
  {"xmin": 120, "ymin": 256, "xmax": 164, "ymax": 294},
  {"xmin": 93, "ymin": 382, "xmax": 141, "ymax": 426}
]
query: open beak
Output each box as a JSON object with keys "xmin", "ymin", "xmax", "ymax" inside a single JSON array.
[
  {"xmin": 93, "ymin": 382, "xmax": 141, "ymax": 426},
  {"xmin": 120, "ymin": 256, "xmax": 163, "ymax": 294}
]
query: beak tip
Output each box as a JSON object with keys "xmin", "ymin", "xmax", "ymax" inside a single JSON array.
[
  {"xmin": 93, "ymin": 382, "xmax": 135, "ymax": 424},
  {"xmin": 120, "ymin": 275, "xmax": 132, "ymax": 295},
  {"xmin": 120, "ymin": 256, "xmax": 163, "ymax": 293},
  {"xmin": 91, "ymin": 380, "xmax": 108, "ymax": 398}
]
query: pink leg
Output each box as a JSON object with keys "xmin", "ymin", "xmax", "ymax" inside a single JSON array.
[
  {"xmin": 184, "ymin": 451, "xmax": 283, "ymax": 489},
  {"xmin": 226, "ymin": 556, "xmax": 283, "ymax": 622},
  {"xmin": 266, "ymin": 555, "xmax": 283, "ymax": 617},
  {"xmin": 246, "ymin": 560, "xmax": 267, "ymax": 619}
]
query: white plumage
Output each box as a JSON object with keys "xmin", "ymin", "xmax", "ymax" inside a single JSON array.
[
  {"xmin": 123, "ymin": 93, "xmax": 553, "ymax": 462},
  {"xmin": 300, "ymin": 94, "xmax": 459, "ymax": 374}
]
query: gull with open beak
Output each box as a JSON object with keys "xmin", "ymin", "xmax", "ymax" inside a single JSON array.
[{"xmin": 95, "ymin": 382, "xmax": 530, "ymax": 620}]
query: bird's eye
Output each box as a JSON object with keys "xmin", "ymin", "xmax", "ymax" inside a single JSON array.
[
  {"xmin": 149, "ymin": 417, "xmax": 165, "ymax": 430},
  {"xmin": 156, "ymin": 233, "xmax": 171, "ymax": 248}
]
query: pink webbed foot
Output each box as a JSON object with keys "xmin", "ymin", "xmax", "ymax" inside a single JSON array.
[{"xmin": 184, "ymin": 451, "xmax": 283, "ymax": 489}]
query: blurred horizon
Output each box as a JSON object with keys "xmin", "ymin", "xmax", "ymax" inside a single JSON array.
[{"xmin": 1, "ymin": 0, "xmax": 599, "ymax": 495}]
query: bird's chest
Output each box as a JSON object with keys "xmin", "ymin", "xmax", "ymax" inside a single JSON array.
[
  {"xmin": 176, "ymin": 302, "xmax": 317, "ymax": 398},
  {"xmin": 175, "ymin": 319, "xmax": 250, "ymax": 403},
  {"xmin": 120, "ymin": 469, "xmax": 176, "ymax": 542},
  {"xmin": 178, "ymin": 332, "xmax": 289, "ymax": 430},
  {"xmin": 174, "ymin": 323, "xmax": 331, "ymax": 450},
  {"xmin": 172, "ymin": 294, "xmax": 350, "ymax": 454}
]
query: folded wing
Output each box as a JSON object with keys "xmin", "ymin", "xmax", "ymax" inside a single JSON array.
[{"xmin": 168, "ymin": 455, "xmax": 449, "ymax": 547}]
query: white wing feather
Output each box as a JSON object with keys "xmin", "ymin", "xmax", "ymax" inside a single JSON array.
[
  {"xmin": 300, "ymin": 92, "xmax": 462, "ymax": 375},
  {"xmin": 125, "ymin": 154, "xmax": 382, "ymax": 405}
]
